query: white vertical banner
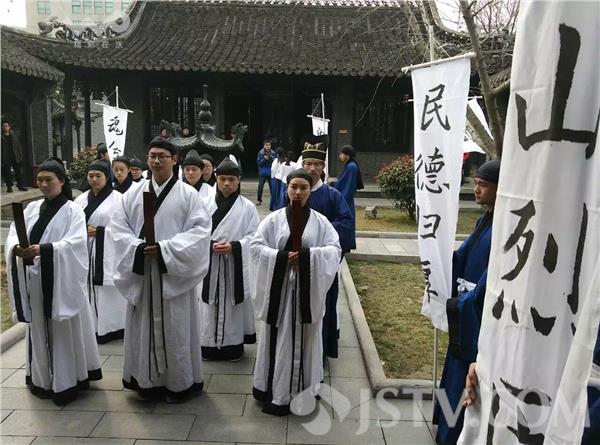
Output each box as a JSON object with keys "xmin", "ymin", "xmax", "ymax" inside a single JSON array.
[
  {"xmin": 102, "ymin": 105, "xmax": 128, "ymax": 160},
  {"xmin": 310, "ymin": 116, "xmax": 330, "ymax": 136},
  {"xmin": 459, "ymin": 2, "xmax": 600, "ymax": 444},
  {"xmin": 413, "ymin": 58, "xmax": 470, "ymax": 331}
]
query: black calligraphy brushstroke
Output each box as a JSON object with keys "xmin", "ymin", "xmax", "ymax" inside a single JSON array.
[
  {"xmin": 492, "ymin": 291, "xmax": 504, "ymax": 320},
  {"xmin": 571, "ymin": 322, "xmax": 576, "ymax": 335},
  {"xmin": 530, "ymin": 307, "xmax": 556, "ymax": 336},
  {"xmin": 420, "ymin": 214, "xmax": 441, "ymax": 240},
  {"xmin": 511, "ymin": 300, "xmax": 519, "ymax": 324},
  {"xmin": 500, "ymin": 378, "xmax": 552, "ymax": 406},
  {"xmin": 543, "ymin": 234, "xmax": 558, "ymax": 273},
  {"xmin": 504, "ymin": 201, "xmax": 536, "ymax": 252},
  {"xmin": 515, "ymin": 23, "xmax": 597, "ymax": 159},
  {"xmin": 507, "ymin": 407, "xmax": 545, "ymax": 445},
  {"xmin": 502, "ymin": 230, "xmax": 534, "ymax": 281},
  {"xmin": 486, "ymin": 384, "xmax": 500, "ymax": 445},
  {"xmin": 567, "ymin": 203, "xmax": 587, "ymax": 315},
  {"xmin": 420, "ymin": 84, "xmax": 450, "ymax": 131}
]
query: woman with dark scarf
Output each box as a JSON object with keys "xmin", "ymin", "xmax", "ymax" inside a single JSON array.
[
  {"xmin": 5, "ymin": 158, "xmax": 102, "ymax": 405},
  {"xmin": 200, "ymin": 153, "xmax": 217, "ymax": 186},
  {"xmin": 129, "ymin": 156, "xmax": 147, "ymax": 182},
  {"xmin": 112, "ymin": 156, "xmax": 134, "ymax": 193},
  {"xmin": 74, "ymin": 160, "xmax": 127, "ymax": 343}
]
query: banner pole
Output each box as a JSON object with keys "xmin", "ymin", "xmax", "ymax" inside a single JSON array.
[{"xmin": 116, "ymin": 86, "xmax": 119, "ymax": 108}]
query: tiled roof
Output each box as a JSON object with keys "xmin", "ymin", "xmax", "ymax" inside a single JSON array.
[
  {"xmin": 3, "ymin": 0, "xmax": 427, "ymax": 78},
  {"xmin": 1, "ymin": 27, "xmax": 64, "ymax": 81}
]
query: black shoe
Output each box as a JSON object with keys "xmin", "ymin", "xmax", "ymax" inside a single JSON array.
[
  {"xmin": 18, "ymin": 186, "xmax": 28, "ymax": 191},
  {"xmin": 6, "ymin": 186, "xmax": 13, "ymax": 193}
]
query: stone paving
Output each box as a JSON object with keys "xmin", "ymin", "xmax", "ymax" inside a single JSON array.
[{"xmin": 0, "ymin": 281, "xmax": 435, "ymax": 444}]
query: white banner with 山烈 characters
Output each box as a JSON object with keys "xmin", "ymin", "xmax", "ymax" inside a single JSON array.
[
  {"xmin": 412, "ymin": 58, "xmax": 471, "ymax": 332},
  {"xmin": 102, "ymin": 105, "xmax": 128, "ymax": 160},
  {"xmin": 459, "ymin": 2, "xmax": 600, "ymax": 444}
]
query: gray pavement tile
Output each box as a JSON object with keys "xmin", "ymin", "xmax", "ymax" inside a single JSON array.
[
  {"xmin": 242, "ymin": 395, "xmax": 333, "ymax": 419},
  {"xmin": 134, "ymin": 441, "xmax": 233, "ymax": 445},
  {"xmin": 337, "ymin": 325, "xmax": 359, "ymax": 348},
  {"xmin": 62, "ymin": 388, "xmax": 156, "ymax": 413},
  {"xmin": 330, "ymin": 378, "xmax": 373, "ymax": 411},
  {"xmin": 1, "ymin": 367, "xmax": 18, "ymax": 382},
  {"xmin": 2, "ymin": 368, "xmax": 26, "ymax": 388},
  {"xmin": 89, "ymin": 371, "xmax": 124, "ymax": 391},
  {"xmin": 32, "ymin": 438, "xmax": 135, "ymax": 445},
  {"xmin": 1, "ymin": 409, "xmax": 104, "ymax": 437},
  {"xmin": 202, "ymin": 355, "xmax": 255, "ymax": 375},
  {"xmin": 101, "ymin": 355, "xmax": 124, "ymax": 372},
  {"xmin": 244, "ymin": 343, "xmax": 258, "ymax": 357},
  {"xmin": 328, "ymin": 348, "xmax": 367, "ymax": 379},
  {"xmin": 206, "ymin": 374, "xmax": 254, "ymax": 394},
  {"xmin": 188, "ymin": 414, "xmax": 287, "ymax": 443},
  {"xmin": 0, "ymin": 437, "xmax": 35, "ymax": 445},
  {"xmin": 153, "ymin": 392, "xmax": 245, "ymax": 416},
  {"xmin": 381, "ymin": 420, "xmax": 435, "ymax": 445},
  {"xmin": 97, "ymin": 340, "xmax": 125, "ymax": 356},
  {"xmin": 287, "ymin": 410, "xmax": 385, "ymax": 445},
  {"xmin": 337, "ymin": 304, "xmax": 352, "ymax": 324},
  {"xmin": 418, "ymin": 399, "xmax": 434, "ymax": 422},
  {"xmin": 90, "ymin": 412, "xmax": 195, "ymax": 441},
  {"xmin": 1, "ymin": 388, "xmax": 62, "ymax": 410},
  {"xmin": 2, "ymin": 408, "xmax": 14, "ymax": 421},
  {"xmin": 341, "ymin": 398, "xmax": 426, "ymax": 422},
  {"xmin": 1, "ymin": 341, "xmax": 26, "ymax": 368}
]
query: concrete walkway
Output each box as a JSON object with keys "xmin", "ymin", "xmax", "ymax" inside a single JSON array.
[{"xmin": 0, "ymin": 280, "xmax": 435, "ymax": 444}]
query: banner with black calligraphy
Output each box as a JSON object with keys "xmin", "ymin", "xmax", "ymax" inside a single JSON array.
[
  {"xmin": 412, "ymin": 58, "xmax": 470, "ymax": 331},
  {"xmin": 102, "ymin": 105, "xmax": 128, "ymax": 160},
  {"xmin": 459, "ymin": 2, "xmax": 600, "ymax": 444}
]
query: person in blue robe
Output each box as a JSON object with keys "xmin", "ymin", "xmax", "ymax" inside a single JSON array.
[
  {"xmin": 297, "ymin": 142, "xmax": 354, "ymax": 359},
  {"xmin": 269, "ymin": 148, "xmax": 286, "ymax": 211},
  {"xmin": 334, "ymin": 145, "xmax": 364, "ymax": 223},
  {"xmin": 433, "ymin": 160, "xmax": 500, "ymax": 445}
]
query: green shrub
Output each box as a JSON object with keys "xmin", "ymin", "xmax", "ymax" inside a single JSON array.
[
  {"xmin": 376, "ymin": 155, "xmax": 416, "ymax": 219},
  {"xmin": 69, "ymin": 147, "xmax": 97, "ymax": 182}
]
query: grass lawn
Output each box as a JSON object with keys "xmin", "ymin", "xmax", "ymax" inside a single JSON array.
[
  {"xmin": 348, "ymin": 260, "xmax": 448, "ymax": 380},
  {"xmin": 356, "ymin": 206, "xmax": 482, "ymax": 234},
  {"xmin": 1, "ymin": 258, "xmax": 15, "ymax": 333}
]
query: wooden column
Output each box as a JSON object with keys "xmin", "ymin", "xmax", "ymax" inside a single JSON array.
[
  {"xmin": 62, "ymin": 74, "xmax": 73, "ymax": 164},
  {"xmin": 83, "ymin": 84, "xmax": 92, "ymax": 147}
]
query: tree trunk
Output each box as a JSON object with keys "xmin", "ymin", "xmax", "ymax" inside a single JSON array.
[{"xmin": 459, "ymin": 0, "xmax": 504, "ymax": 158}]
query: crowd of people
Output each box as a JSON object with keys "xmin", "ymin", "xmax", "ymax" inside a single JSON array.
[{"xmin": 4, "ymin": 136, "xmax": 365, "ymax": 415}]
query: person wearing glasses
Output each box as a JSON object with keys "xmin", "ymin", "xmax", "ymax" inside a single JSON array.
[{"xmin": 110, "ymin": 136, "xmax": 212, "ymax": 403}]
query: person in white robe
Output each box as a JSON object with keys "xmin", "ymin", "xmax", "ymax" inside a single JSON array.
[
  {"xmin": 5, "ymin": 158, "xmax": 102, "ymax": 405},
  {"xmin": 111, "ymin": 137, "xmax": 212, "ymax": 403},
  {"xmin": 182, "ymin": 149, "xmax": 217, "ymax": 213},
  {"xmin": 251, "ymin": 169, "xmax": 341, "ymax": 416},
  {"xmin": 74, "ymin": 159, "xmax": 127, "ymax": 343},
  {"xmin": 200, "ymin": 157, "xmax": 260, "ymax": 361}
]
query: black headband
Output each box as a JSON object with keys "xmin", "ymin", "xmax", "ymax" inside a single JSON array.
[
  {"xmin": 183, "ymin": 150, "xmax": 205, "ymax": 168},
  {"xmin": 146, "ymin": 136, "xmax": 176, "ymax": 154},
  {"xmin": 286, "ymin": 168, "xmax": 314, "ymax": 187},
  {"xmin": 129, "ymin": 157, "xmax": 146, "ymax": 169},
  {"xmin": 87, "ymin": 159, "xmax": 111, "ymax": 178},
  {"xmin": 475, "ymin": 160, "xmax": 501, "ymax": 184},
  {"xmin": 112, "ymin": 156, "xmax": 131, "ymax": 167},
  {"xmin": 215, "ymin": 157, "xmax": 241, "ymax": 177}
]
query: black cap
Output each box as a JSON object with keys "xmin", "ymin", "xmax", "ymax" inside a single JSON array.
[
  {"xmin": 146, "ymin": 136, "xmax": 176, "ymax": 154},
  {"xmin": 112, "ymin": 155, "xmax": 130, "ymax": 167},
  {"xmin": 340, "ymin": 145, "xmax": 356, "ymax": 158},
  {"xmin": 183, "ymin": 150, "xmax": 205, "ymax": 168},
  {"xmin": 475, "ymin": 160, "xmax": 501, "ymax": 184},
  {"xmin": 96, "ymin": 142, "xmax": 108, "ymax": 153},
  {"xmin": 87, "ymin": 159, "xmax": 111, "ymax": 178},
  {"xmin": 199, "ymin": 153, "xmax": 215, "ymax": 167},
  {"xmin": 215, "ymin": 157, "xmax": 241, "ymax": 177},
  {"xmin": 129, "ymin": 157, "xmax": 146, "ymax": 169},
  {"xmin": 286, "ymin": 168, "xmax": 313, "ymax": 187},
  {"xmin": 38, "ymin": 157, "xmax": 73, "ymax": 200},
  {"xmin": 302, "ymin": 142, "xmax": 326, "ymax": 162}
]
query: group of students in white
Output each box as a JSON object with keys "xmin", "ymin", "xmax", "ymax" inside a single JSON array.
[{"xmin": 6, "ymin": 136, "xmax": 345, "ymax": 415}]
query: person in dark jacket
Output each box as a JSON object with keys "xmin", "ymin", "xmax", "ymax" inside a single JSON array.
[
  {"xmin": 255, "ymin": 139, "xmax": 273, "ymax": 205},
  {"xmin": 1, "ymin": 119, "xmax": 27, "ymax": 192}
]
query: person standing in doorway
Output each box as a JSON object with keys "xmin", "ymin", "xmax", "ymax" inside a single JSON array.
[
  {"xmin": 256, "ymin": 139, "xmax": 273, "ymax": 206},
  {"xmin": 1, "ymin": 119, "xmax": 28, "ymax": 192}
]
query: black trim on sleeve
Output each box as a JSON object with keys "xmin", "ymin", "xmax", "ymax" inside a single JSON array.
[
  {"xmin": 266, "ymin": 250, "xmax": 289, "ymax": 326},
  {"xmin": 10, "ymin": 248, "xmax": 26, "ymax": 322},
  {"xmin": 155, "ymin": 243, "xmax": 168, "ymax": 274},
  {"xmin": 133, "ymin": 242, "xmax": 146, "ymax": 275},
  {"xmin": 231, "ymin": 240, "xmax": 244, "ymax": 305},
  {"xmin": 201, "ymin": 241, "xmax": 215, "ymax": 304},
  {"xmin": 39, "ymin": 243, "xmax": 54, "ymax": 319},
  {"xmin": 93, "ymin": 226, "xmax": 105, "ymax": 285},
  {"xmin": 298, "ymin": 248, "xmax": 312, "ymax": 324}
]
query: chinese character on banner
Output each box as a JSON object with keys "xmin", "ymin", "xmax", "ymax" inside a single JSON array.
[
  {"xmin": 102, "ymin": 105, "xmax": 129, "ymax": 161},
  {"xmin": 410, "ymin": 57, "xmax": 471, "ymax": 331}
]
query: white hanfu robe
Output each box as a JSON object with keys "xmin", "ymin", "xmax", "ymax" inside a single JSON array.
[
  {"xmin": 111, "ymin": 176, "xmax": 211, "ymax": 398},
  {"xmin": 74, "ymin": 188, "xmax": 127, "ymax": 343},
  {"xmin": 200, "ymin": 193, "xmax": 260, "ymax": 360},
  {"xmin": 250, "ymin": 207, "xmax": 341, "ymax": 414},
  {"xmin": 5, "ymin": 198, "xmax": 102, "ymax": 405}
]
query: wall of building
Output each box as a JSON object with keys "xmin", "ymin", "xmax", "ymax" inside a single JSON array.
[{"xmin": 355, "ymin": 151, "xmax": 402, "ymax": 183}]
